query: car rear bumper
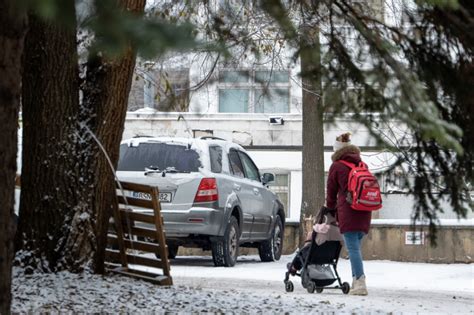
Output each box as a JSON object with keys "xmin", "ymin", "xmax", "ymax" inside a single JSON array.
[
  {"xmin": 162, "ymin": 207, "xmax": 225, "ymax": 237},
  {"xmin": 136, "ymin": 207, "xmax": 225, "ymax": 238}
]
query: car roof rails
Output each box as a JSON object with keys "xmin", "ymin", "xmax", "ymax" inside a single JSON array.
[
  {"xmin": 200, "ymin": 136, "xmax": 226, "ymax": 141},
  {"xmin": 133, "ymin": 135, "xmax": 154, "ymax": 138}
]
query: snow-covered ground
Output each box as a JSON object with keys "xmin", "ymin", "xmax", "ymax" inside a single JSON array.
[{"xmin": 12, "ymin": 254, "xmax": 474, "ymax": 314}]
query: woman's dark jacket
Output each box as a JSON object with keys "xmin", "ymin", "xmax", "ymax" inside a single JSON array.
[{"xmin": 326, "ymin": 145, "xmax": 371, "ymax": 234}]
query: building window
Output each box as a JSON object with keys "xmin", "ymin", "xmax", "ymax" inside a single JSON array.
[
  {"xmin": 385, "ymin": 170, "xmax": 413, "ymax": 194},
  {"xmin": 193, "ymin": 130, "xmax": 213, "ymax": 138},
  {"xmin": 218, "ymin": 70, "xmax": 290, "ymax": 113},
  {"xmin": 219, "ymin": 70, "xmax": 249, "ymax": 83},
  {"xmin": 143, "ymin": 69, "xmax": 190, "ymax": 112},
  {"xmin": 323, "ymin": 85, "xmax": 384, "ymax": 113},
  {"xmin": 255, "ymin": 89, "xmax": 289, "ymax": 113},
  {"xmin": 268, "ymin": 173, "xmax": 290, "ymax": 217},
  {"xmin": 219, "ymin": 89, "xmax": 249, "ymax": 113}
]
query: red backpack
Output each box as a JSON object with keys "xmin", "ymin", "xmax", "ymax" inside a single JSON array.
[{"xmin": 339, "ymin": 160, "xmax": 382, "ymax": 211}]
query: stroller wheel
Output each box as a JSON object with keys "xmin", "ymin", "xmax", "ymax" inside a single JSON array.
[
  {"xmin": 285, "ymin": 281, "xmax": 294, "ymax": 292},
  {"xmin": 306, "ymin": 281, "xmax": 315, "ymax": 294},
  {"xmin": 316, "ymin": 287, "xmax": 324, "ymax": 293},
  {"xmin": 341, "ymin": 282, "xmax": 350, "ymax": 294}
]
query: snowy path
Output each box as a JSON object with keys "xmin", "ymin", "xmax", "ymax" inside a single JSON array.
[
  {"xmin": 11, "ymin": 255, "xmax": 474, "ymax": 314},
  {"xmin": 169, "ymin": 255, "xmax": 473, "ymax": 313}
]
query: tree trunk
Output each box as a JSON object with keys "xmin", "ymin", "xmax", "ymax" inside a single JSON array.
[
  {"xmin": 16, "ymin": 1, "xmax": 89, "ymax": 272},
  {"xmin": 299, "ymin": 23, "xmax": 325, "ymax": 247},
  {"xmin": 82, "ymin": 0, "xmax": 146, "ymax": 274},
  {"xmin": 0, "ymin": 2, "xmax": 27, "ymax": 313}
]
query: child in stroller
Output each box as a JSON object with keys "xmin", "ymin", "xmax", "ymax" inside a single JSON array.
[{"xmin": 284, "ymin": 207, "xmax": 350, "ymax": 294}]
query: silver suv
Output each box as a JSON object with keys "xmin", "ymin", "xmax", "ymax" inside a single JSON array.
[{"xmin": 117, "ymin": 136, "xmax": 285, "ymax": 267}]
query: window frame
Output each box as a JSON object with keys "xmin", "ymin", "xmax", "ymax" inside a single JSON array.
[
  {"xmin": 322, "ymin": 83, "xmax": 385, "ymax": 114},
  {"xmin": 218, "ymin": 69, "xmax": 291, "ymax": 114},
  {"xmin": 228, "ymin": 149, "xmax": 245, "ymax": 178},
  {"xmin": 142, "ymin": 68, "xmax": 190, "ymax": 112},
  {"xmin": 209, "ymin": 145, "xmax": 223, "ymax": 174},
  {"xmin": 237, "ymin": 151, "xmax": 261, "ymax": 183},
  {"xmin": 218, "ymin": 88, "xmax": 250, "ymax": 113}
]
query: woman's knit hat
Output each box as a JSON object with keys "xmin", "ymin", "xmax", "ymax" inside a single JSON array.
[{"xmin": 333, "ymin": 132, "xmax": 352, "ymax": 152}]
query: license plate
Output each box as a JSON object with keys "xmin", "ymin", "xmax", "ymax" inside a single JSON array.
[{"xmin": 132, "ymin": 192, "xmax": 172, "ymax": 203}]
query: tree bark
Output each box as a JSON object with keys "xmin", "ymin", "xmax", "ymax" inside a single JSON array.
[
  {"xmin": 0, "ymin": 2, "xmax": 27, "ymax": 313},
  {"xmin": 82, "ymin": 0, "xmax": 146, "ymax": 274},
  {"xmin": 16, "ymin": 1, "xmax": 88, "ymax": 272},
  {"xmin": 299, "ymin": 22, "xmax": 325, "ymax": 247}
]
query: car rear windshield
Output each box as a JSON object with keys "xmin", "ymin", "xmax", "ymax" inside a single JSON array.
[{"xmin": 118, "ymin": 142, "xmax": 202, "ymax": 172}]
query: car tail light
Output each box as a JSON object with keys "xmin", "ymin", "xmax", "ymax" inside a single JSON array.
[{"xmin": 194, "ymin": 178, "xmax": 218, "ymax": 202}]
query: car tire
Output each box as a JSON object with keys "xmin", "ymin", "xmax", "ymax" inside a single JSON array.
[
  {"xmin": 307, "ymin": 281, "xmax": 316, "ymax": 294},
  {"xmin": 212, "ymin": 216, "xmax": 239, "ymax": 267},
  {"xmin": 258, "ymin": 215, "xmax": 283, "ymax": 262},
  {"xmin": 168, "ymin": 245, "xmax": 178, "ymax": 259},
  {"xmin": 155, "ymin": 244, "xmax": 178, "ymax": 260}
]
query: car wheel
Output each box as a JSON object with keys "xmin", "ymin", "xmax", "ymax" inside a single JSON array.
[
  {"xmin": 307, "ymin": 281, "xmax": 316, "ymax": 294},
  {"xmin": 155, "ymin": 244, "xmax": 178, "ymax": 260},
  {"xmin": 168, "ymin": 245, "xmax": 178, "ymax": 259},
  {"xmin": 258, "ymin": 215, "xmax": 283, "ymax": 262},
  {"xmin": 212, "ymin": 216, "xmax": 239, "ymax": 267}
]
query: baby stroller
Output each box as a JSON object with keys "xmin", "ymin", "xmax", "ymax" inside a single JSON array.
[{"xmin": 283, "ymin": 208, "xmax": 350, "ymax": 294}]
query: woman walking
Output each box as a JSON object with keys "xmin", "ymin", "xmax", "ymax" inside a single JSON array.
[{"xmin": 326, "ymin": 132, "xmax": 371, "ymax": 296}]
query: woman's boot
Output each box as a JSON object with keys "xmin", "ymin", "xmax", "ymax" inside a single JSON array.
[{"xmin": 349, "ymin": 275, "xmax": 368, "ymax": 295}]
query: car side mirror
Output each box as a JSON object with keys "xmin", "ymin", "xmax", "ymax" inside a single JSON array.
[{"xmin": 261, "ymin": 173, "xmax": 275, "ymax": 185}]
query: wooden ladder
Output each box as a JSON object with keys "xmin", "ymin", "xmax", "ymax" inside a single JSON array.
[{"xmin": 105, "ymin": 181, "xmax": 172, "ymax": 285}]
